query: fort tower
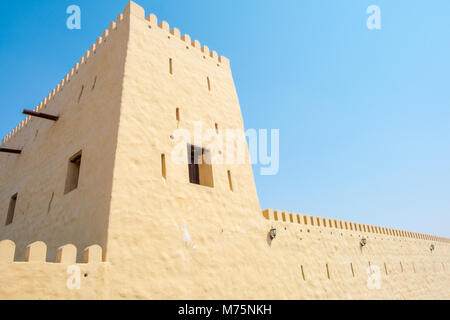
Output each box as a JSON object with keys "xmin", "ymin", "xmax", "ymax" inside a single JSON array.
[{"xmin": 0, "ymin": 2, "xmax": 449, "ymax": 299}]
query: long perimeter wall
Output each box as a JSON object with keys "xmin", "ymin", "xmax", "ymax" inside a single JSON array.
[{"xmin": 259, "ymin": 209, "xmax": 450, "ymax": 299}]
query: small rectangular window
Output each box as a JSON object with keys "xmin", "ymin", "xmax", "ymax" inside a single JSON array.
[
  {"xmin": 65, "ymin": 151, "xmax": 82, "ymax": 194},
  {"xmin": 187, "ymin": 144, "xmax": 214, "ymax": 187},
  {"xmin": 169, "ymin": 58, "xmax": 173, "ymax": 75},
  {"xmin": 5, "ymin": 193, "xmax": 18, "ymax": 226},
  {"xmin": 176, "ymin": 108, "xmax": 180, "ymax": 122},
  {"xmin": 188, "ymin": 145, "xmax": 200, "ymax": 185},
  {"xmin": 207, "ymin": 76, "xmax": 211, "ymax": 91}
]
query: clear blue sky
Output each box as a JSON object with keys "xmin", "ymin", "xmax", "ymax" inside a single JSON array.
[{"xmin": 1, "ymin": 0, "xmax": 449, "ymax": 237}]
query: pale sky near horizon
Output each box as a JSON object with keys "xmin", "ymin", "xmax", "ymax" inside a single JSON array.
[{"xmin": 0, "ymin": 0, "xmax": 449, "ymax": 237}]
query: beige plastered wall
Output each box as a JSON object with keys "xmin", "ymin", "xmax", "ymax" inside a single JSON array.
[{"xmin": 0, "ymin": 1, "xmax": 449, "ymax": 300}]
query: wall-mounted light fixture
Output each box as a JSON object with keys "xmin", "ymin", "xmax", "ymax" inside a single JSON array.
[
  {"xmin": 360, "ymin": 237, "xmax": 367, "ymax": 247},
  {"xmin": 430, "ymin": 244, "xmax": 435, "ymax": 252},
  {"xmin": 269, "ymin": 227, "xmax": 277, "ymax": 240}
]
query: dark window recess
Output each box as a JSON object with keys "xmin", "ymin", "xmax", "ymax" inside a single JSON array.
[
  {"xmin": 188, "ymin": 145, "xmax": 200, "ymax": 184},
  {"xmin": 64, "ymin": 151, "xmax": 82, "ymax": 194},
  {"xmin": 187, "ymin": 144, "xmax": 214, "ymax": 187},
  {"xmin": 5, "ymin": 193, "xmax": 18, "ymax": 226}
]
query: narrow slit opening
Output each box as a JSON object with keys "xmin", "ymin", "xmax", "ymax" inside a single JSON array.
[
  {"xmin": 161, "ymin": 154, "xmax": 166, "ymax": 180},
  {"xmin": 78, "ymin": 85, "xmax": 84, "ymax": 103},
  {"xmin": 227, "ymin": 170, "xmax": 233, "ymax": 192}
]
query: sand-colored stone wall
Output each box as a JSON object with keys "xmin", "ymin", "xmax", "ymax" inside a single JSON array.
[
  {"xmin": 0, "ymin": 8, "xmax": 129, "ymax": 262},
  {"xmin": 0, "ymin": 2, "xmax": 448, "ymax": 299},
  {"xmin": 0, "ymin": 240, "xmax": 109, "ymax": 300},
  {"xmin": 259, "ymin": 209, "xmax": 450, "ymax": 299},
  {"xmin": 101, "ymin": 2, "xmax": 450, "ymax": 299},
  {"xmin": 103, "ymin": 1, "xmax": 265, "ymax": 299},
  {"xmin": 1, "ymin": 209, "xmax": 448, "ymax": 299}
]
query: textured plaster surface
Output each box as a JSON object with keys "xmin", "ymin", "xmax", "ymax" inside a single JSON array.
[
  {"xmin": 0, "ymin": 10, "xmax": 129, "ymax": 263},
  {"xmin": 0, "ymin": 2, "xmax": 449, "ymax": 299}
]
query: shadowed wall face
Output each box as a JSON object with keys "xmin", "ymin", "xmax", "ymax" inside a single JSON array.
[{"xmin": 0, "ymin": 12, "xmax": 130, "ymax": 262}]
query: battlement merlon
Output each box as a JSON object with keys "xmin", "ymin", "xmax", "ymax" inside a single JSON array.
[
  {"xmin": 127, "ymin": 1, "xmax": 230, "ymax": 65},
  {"xmin": 1, "ymin": 1, "xmax": 229, "ymax": 148},
  {"xmin": 0, "ymin": 240, "xmax": 105, "ymax": 264},
  {"xmin": 263, "ymin": 209, "xmax": 450, "ymax": 244},
  {"xmin": 1, "ymin": 12, "xmax": 124, "ymax": 147}
]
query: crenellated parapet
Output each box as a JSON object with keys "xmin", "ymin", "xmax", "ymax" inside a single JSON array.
[
  {"xmin": 1, "ymin": 10, "xmax": 126, "ymax": 147},
  {"xmin": 126, "ymin": 1, "xmax": 229, "ymax": 66},
  {"xmin": 262, "ymin": 209, "xmax": 450, "ymax": 244},
  {"xmin": 1, "ymin": 1, "xmax": 230, "ymax": 149},
  {"xmin": 0, "ymin": 240, "xmax": 104, "ymax": 264}
]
